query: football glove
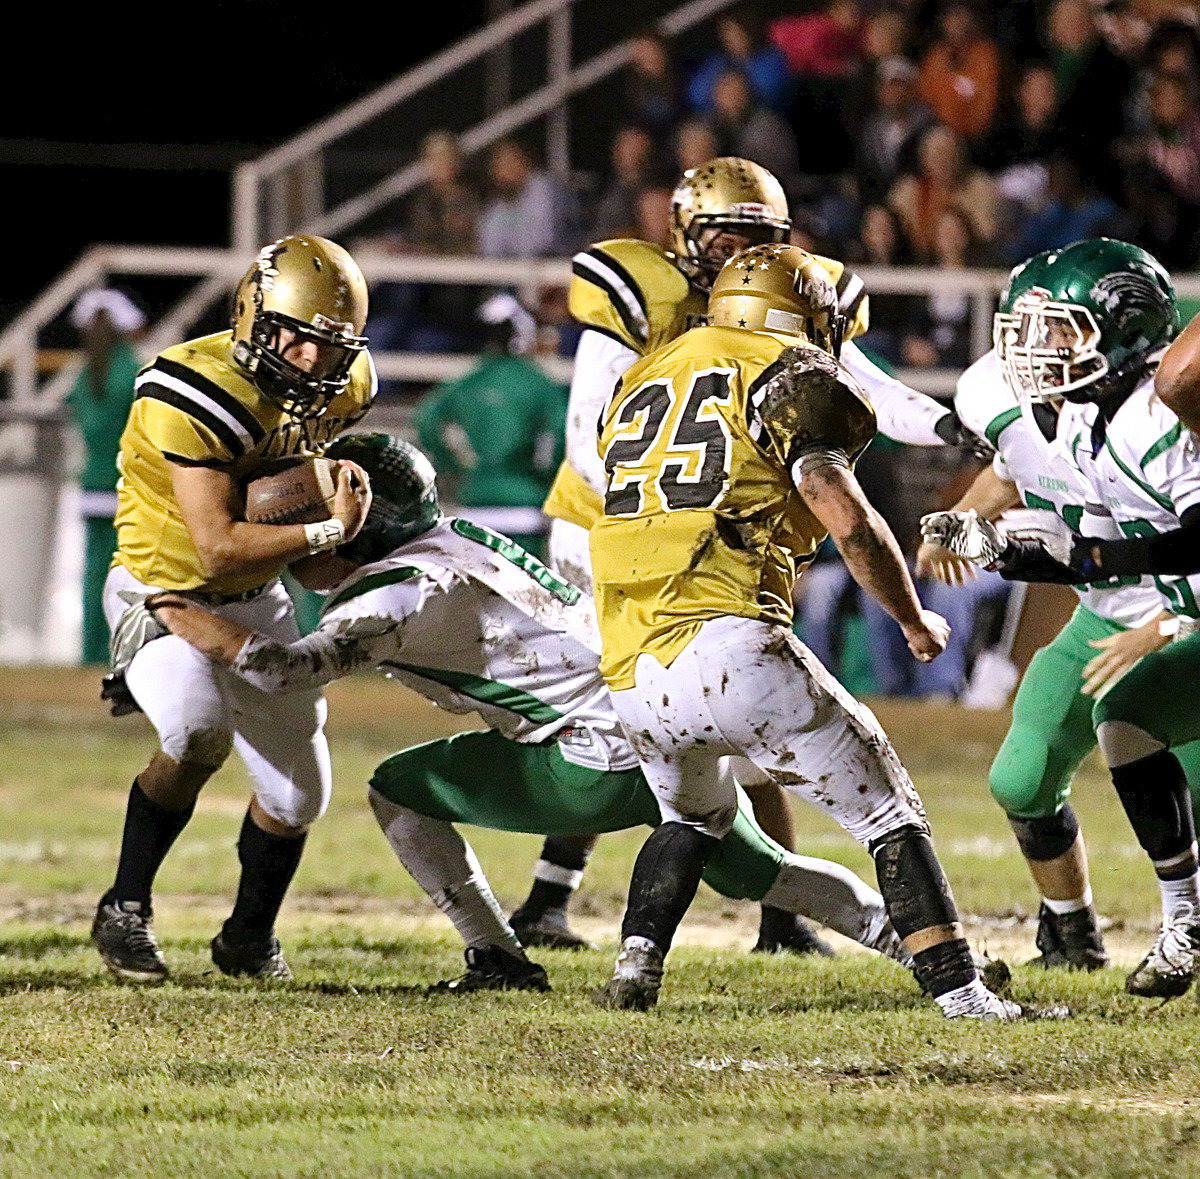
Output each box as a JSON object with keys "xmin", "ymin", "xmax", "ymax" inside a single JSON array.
[
  {"xmin": 994, "ymin": 508, "xmax": 1074, "ymax": 565},
  {"xmin": 108, "ymin": 590, "xmax": 168, "ymax": 677},
  {"xmin": 920, "ymin": 510, "xmax": 1008, "ymax": 567}
]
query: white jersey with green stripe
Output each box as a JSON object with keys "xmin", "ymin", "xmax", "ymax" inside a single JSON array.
[
  {"xmin": 1055, "ymin": 375, "xmax": 1200, "ymax": 621},
  {"xmin": 230, "ymin": 518, "xmax": 639, "ymax": 771},
  {"xmin": 956, "ymin": 350, "xmax": 1162, "ymax": 628}
]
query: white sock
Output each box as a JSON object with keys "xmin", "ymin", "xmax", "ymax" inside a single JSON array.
[
  {"xmin": 368, "ymin": 789, "xmax": 524, "ymax": 955},
  {"xmin": 1157, "ymin": 867, "xmax": 1200, "ymax": 924},
  {"xmin": 1043, "ymin": 887, "xmax": 1092, "ymax": 915},
  {"xmin": 933, "ymin": 978, "xmax": 1000, "ymax": 1017}
]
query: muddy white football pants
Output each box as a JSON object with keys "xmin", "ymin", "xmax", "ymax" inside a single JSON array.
[
  {"xmin": 103, "ymin": 565, "xmax": 332, "ymax": 829},
  {"xmin": 609, "ymin": 615, "xmax": 927, "ymax": 845},
  {"xmin": 546, "ymin": 517, "xmax": 593, "ymax": 595}
]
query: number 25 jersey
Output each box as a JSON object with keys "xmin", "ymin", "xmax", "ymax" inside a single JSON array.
[{"xmin": 591, "ymin": 324, "xmax": 876, "ymax": 689}]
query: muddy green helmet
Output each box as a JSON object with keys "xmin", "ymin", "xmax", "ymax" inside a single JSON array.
[
  {"xmin": 325, "ymin": 432, "xmax": 441, "ymax": 564},
  {"xmin": 994, "ymin": 238, "xmax": 1178, "ymax": 408}
]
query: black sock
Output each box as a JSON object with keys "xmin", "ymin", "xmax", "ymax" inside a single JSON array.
[
  {"xmin": 106, "ymin": 781, "xmax": 195, "ymax": 909},
  {"xmin": 1111, "ymin": 749, "xmax": 1198, "ymax": 876},
  {"xmin": 911, "ymin": 937, "xmax": 977, "ymax": 999},
  {"xmin": 512, "ymin": 835, "xmax": 593, "ymax": 921},
  {"xmin": 759, "ymin": 904, "xmax": 801, "ymax": 941},
  {"xmin": 620, "ymin": 822, "xmax": 720, "ymax": 952},
  {"xmin": 222, "ymin": 811, "xmax": 307, "ymax": 943}
]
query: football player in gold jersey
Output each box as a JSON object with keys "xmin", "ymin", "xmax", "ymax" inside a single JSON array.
[
  {"xmin": 513, "ymin": 156, "xmax": 976, "ymax": 954},
  {"xmin": 588, "ymin": 245, "xmax": 1054, "ymax": 1019},
  {"xmin": 92, "ymin": 235, "xmax": 376, "ymax": 983}
]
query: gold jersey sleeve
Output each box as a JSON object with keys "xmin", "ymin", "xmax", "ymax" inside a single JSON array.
[
  {"xmin": 568, "ymin": 239, "xmax": 707, "ymax": 357},
  {"xmin": 589, "ymin": 324, "xmax": 876, "ymax": 689},
  {"xmin": 113, "ymin": 331, "xmax": 376, "ymax": 595}
]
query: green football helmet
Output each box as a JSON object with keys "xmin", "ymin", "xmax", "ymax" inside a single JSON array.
[
  {"xmin": 325, "ymin": 432, "xmax": 441, "ymax": 564},
  {"xmin": 994, "ymin": 238, "xmax": 1178, "ymax": 408}
]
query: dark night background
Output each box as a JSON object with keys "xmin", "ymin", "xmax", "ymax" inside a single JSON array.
[{"xmin": 0, "ymin": 2, "xmax": 489, "ymax": 321}]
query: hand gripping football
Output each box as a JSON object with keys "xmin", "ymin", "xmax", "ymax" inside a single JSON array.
[{"xmin": 244, "ymin": 457, "xmax": 339, "ymax": 525}]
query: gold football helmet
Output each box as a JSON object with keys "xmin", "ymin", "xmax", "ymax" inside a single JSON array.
[
  {"xmin": 670, "ymin": 158, "xmax": 791, "ymax": 286},
  {"xmin": 232, "ymin": 235, "xmax": 369, "ymax": 419},
  {"xmin": 709, "ymin": 244, "xmax": 845, "ymax": 357}
]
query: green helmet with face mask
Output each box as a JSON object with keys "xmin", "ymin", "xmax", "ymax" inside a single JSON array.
[
  {"xmin": 324, "ymin": 433, "xmax": 441, "ymax": 564},
  {"xmin": 994, "ymin": 238, "xmax": 1178, "ymax": 409}
]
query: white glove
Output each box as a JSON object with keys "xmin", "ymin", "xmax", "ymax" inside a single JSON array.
[
  {"xmin": 108, "ymin": 590, "xmax": 168, "ymax": 674},
  {"xmin": 995, "ymin": 508, "xmax": 1074, "ymax": 565},
  {"xmin": 919, "ymin": 510, "xmax": 1007, "ymax": 567}
]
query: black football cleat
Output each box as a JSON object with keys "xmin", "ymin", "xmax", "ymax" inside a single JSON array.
[
  {"xmin": 1025, "ymin": 904, "xmax": 1109, "ymax": 971},
  {"xmin": 753, "ymin": 906, "xmax": 836, "ymax": 957},
  {"xmin": 211, "ymin": 930, "xmax": 293, "ymax": 981},
  {"xmin": 510, "ymin": 907, "xmax": 593, "ymax": 951},
  {"xmin": 92, "ymin": 898, "xmax": 168, "ymax": 982},
  {"xmin": 430, "ymin": 945, "xmax": 550, "ymax": 994}
]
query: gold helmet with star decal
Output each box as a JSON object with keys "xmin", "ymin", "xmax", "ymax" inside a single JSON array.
[
  {"xmin": 231, "ymin": 235, "xmax": 369, "ymax": 420},
  {"xmin": 708, "ymin": 243, "xmax": 846, "ymax": 357},
  {"xmin": 670, "ymin": 157, "xmax": 791, "ymax": 286}
]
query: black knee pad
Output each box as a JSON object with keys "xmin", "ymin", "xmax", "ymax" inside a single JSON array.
[
  {"xmin": 869, "ymin": 824, "xmax": 958, "ymax": 940},
  {"xmin": 1008, "ymin": 806, "xmax": 1080, "ymax": 862},
  {"xmin": 1111, "ymin": 749, "xmax": 1196, "ymax": 868}
]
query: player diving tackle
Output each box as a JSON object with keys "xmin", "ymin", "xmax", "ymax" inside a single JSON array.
[
  {"xmin": 93, "ymin": 236, "xmax": 375, "ymax": 983},
  {"xmin": 130, "ymin": 433, "xmax": 912, "ymax": 992}
]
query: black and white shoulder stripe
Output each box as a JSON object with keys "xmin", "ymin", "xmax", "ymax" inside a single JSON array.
[
  {"xmin": 135, "ymin": 357, "xmax": 265, "ymax": 459},
  {"xmin": 835, "ymin": 267, "xmax": 867, "ymax": 324},
  {"xmin": 571, "ymin": 247, "xmax": 650, "ymax": 347}
]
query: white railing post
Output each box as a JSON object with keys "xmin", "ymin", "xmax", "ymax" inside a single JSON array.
[
  {"xmin": 232, "ymin": 163, "xmax": 259, "ymax": 254},
  {"xmin": 547, "ymin": 5, "xmax": 572, "ymax": 176},
  {"xmin": 971, "ymin": 287, "xmax": 995, "ymax": 360}
]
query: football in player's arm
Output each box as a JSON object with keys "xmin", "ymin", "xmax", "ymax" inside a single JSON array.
[
  {"xmin": 142, "ymin": 433, "xmax": 912, "ymax": 993},
  {"xmin": 92, "ymin": 235, "xmax": 375, "ymax": 985},
  {"xmin": 924, "ymin": 238, "xmax": 1200, "ymax": 999},
  {"xmin": 586, "ymin": 243, "xmax": 1059, "ymax": 1018}
]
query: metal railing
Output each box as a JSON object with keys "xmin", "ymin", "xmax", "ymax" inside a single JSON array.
[
  {"xmin": 0, "ymin": 247, "xmax": 1036, "ymax": 406},
  {"xmin": 230, "ymin": 0, "xmax": 741, "ymax": 252}
]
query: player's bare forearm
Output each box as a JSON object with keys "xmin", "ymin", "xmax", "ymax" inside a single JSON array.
[
  {"xmin": 798, "ymin": 461, "xmax": 923, "ymax": 629},
  {"xmin": 1156, "ymin": 311, "xmax": 1200, "ymax": 433},
  {"xmin": 148, "ymin": 596, "xmax": 253, "ymax": 666},
  {"xmin": 169, "ymin": 463, "xmax": 315, "ymax": 580},
  {"xmin": 952, "ymin": 465, "xmax": 1021, "ymax": 519}
]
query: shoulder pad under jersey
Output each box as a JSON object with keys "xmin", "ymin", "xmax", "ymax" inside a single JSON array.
[
  {"xmin": 570, "ymin": 239, "xmax": 702, "ymax": 355},
  {"xmin": 749, "ymin": 344, "xmax": 877, "ymax": 465},
  {"xmin": 955, "ymin": 350, "xmax": 1021, "ymax": 449}
]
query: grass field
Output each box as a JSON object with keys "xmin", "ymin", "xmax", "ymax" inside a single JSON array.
[{"xmin": 2, "ymin": 668, "xmax": 1199, "ymax": 1177}]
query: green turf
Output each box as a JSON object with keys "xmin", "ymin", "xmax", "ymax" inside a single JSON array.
[{"xmin": 0, "ymin": 669, "xmax": 1197, "ymax": 1177}]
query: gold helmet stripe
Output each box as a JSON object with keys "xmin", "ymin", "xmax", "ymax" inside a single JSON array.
[{"xmin": 572, "ymin": 249, "xmax": 650, "ymax": 346}]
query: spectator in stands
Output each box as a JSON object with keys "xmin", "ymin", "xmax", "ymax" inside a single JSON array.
[
  {"xmin": 917, "ymin": 1, "xmax": 1002, "ymax": 143},
  {"xmin": 844, "ymin": 4, "xmax": 915, "ymax": 128},
  {"xmin": 771, "ymin": 0, "xmax": 864, "ymax": 79},
  {"xmin": 981, "ymin": 62, "xmax": 1061, "ymax": 172},
  {"xmin": 67, "ymin": 290, "xmax": 144, "ymax": 664},
  {"xmin": 478, "ymin": 138, "xmax": 572, "ymax": 258},
  {"xmin": 1045, "ymin": 0, "xmax": 1133, "ymax": 194},
  {"xmin": 416, "ymin": 294, "xmax": 566, "ymax": 557},
  {"xmin": 622, "ymin": 29, "xmax": 682, "ymax": 137},
  {"xmin": 1003, "ymin": 150, "xmax": 1127, "ymax": 263},
  {"xmin": 407, "ymin": 131, "xmax": 481, "ymax": 254},
  {"xmin": 688, "ymin": 8, "xmax": 794, "ymax": 115},
  {"xmin": 903, "ymin": 207, "xmax": 986, "ymax": 371},
  {"xmin": 855, "ymin": 56, "xmax": 935, "ymax": 204},
  {"xmin": 634, "ymin": 184, "xmax": 674, "ymax": 249},
  {"xmin": 674, "ymin": 118, "xmax": 720, "ymax": 173},
  {"xmin": 1121, "ymin": 72, "xmax": 1200, "ymax": 266},
  {"xmin": 890, "ymin": 124, "xmax": 998, "ymax": 259},
  {"xmin": 588, "ymin": 125, "xmax": 657, "ymax": 241},
  {"xmin": 707, "ymin": 68, "xmax": 802, "ymax": 194},
  {"xmin": 847, "ymin": 203, "xmax": 914, "ymax": 363},
  {"xmin": 364, "ymin": 131, "xmax": 483, "ymax": 363}
]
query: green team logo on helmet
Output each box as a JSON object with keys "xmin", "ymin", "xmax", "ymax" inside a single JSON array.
[
  {"xmin": 994, "ymin": 238, "xmax": 1178, "ymax": 407},
  {"xmin": 325, "ymin": 432, "xmax": 441, "ymax": 564}
]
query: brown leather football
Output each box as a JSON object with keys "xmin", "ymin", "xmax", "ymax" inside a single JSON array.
[{"xmin": 244, "ymin": 457, "xmax": 339, "ymax": 525}]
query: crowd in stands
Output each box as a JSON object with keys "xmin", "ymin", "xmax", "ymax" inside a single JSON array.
[{"xmin": 363, "ymin": 0, "xmax": 1200, "ymax": 368}]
